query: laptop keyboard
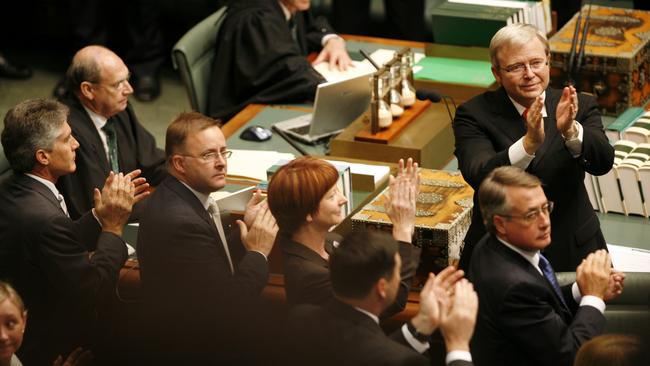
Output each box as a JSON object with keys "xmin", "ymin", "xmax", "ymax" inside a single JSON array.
[{"xmin": 288, "ymin": 124, "xmax": 311, "ymax": 135}]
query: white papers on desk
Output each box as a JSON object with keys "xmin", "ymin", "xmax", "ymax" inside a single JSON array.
[
  {"xmin": 608, "ymin": 244, "xmax": 650, "ymax": 272},
  {"xmin": 326, "ymin": 160, "xmax": 391, "ymax": 191},
  {"xmin": 226, "ymin": 149, "xmax": 295, "ymax": 182},
  {"xmin": 313, "ymin": 49, "xmax": 425, "ymax": 83}
]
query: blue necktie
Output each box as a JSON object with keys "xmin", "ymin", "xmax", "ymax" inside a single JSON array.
[{"xmin": 538, "ymin": 254, "xmax": 568, "ymax": 309}]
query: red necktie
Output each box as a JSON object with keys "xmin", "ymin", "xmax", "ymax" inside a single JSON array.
[{"xmin": 522, "ymin": 108, "xmax": 529, "ymax": 121}]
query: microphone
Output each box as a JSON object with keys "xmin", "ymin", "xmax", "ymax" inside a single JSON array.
[{"xmin": 416, "ymin": 89, "xmax": 443, "ymax": 103}]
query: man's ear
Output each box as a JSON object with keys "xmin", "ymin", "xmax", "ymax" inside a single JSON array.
[
  {"xmin": 170, "ymin": 155, "xmax": 185, "ymax": 174},
  {"xmin": 376, "ymin": 278, "xmax": 388, "ymax": 300},
  {"xmin": 493, "ymin": 215, "xmax": 507, "ymax": 236},
  {"xmin": 34, "ymin": 149, "xmax": 49, "ymax": 166},
  {"xmin": 80, "ymin": 81, "xmax": 95, "ymax": 100},
  {"xmin": 491, "ymin": 66, "xmax": 502, "ymax": 85}
]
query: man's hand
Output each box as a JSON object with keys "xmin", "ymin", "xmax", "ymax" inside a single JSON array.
[
  {"xmin": 576, "ymin": 249, "xmax": 612, "ymax": 299},
  {"xmin": 93, "ymin": 172, "xmax": 135, "ymax": 236},
  {"xmin": 243, "ymin": 189, "xmax": 266, "ymax": 228},
  {"xmin": 385, "ymin": 158, "xmax": 419, "ymax": 243},
  {"xmin": 603, "ymin": 269, "xmax": 625, "ymax": 301},
  {"xmin": 53, "ymin": 347, "xmax": 93, "ymax": 366},
  {"xmin": 439, "ymin": 279, "xmax": 478, "ymax": 352},
  {"xmin": 556, "ymin": 85, "xmax": 579, "ymax": 138},
  {"xmin": 312, "ymin": 37, "xmax": 353, "ymax": 71},
  {"xmin": 125, "ymin": 169, "xmax": 150, "ymax": 204},
  {"xmin": 523, "ymin": 95, "xmax": 545, "ymax": 154},
  {"xmin": 237, "ymin": 205, "xmax": 278, "ymax": 257},
  {"xmin": 410, "ymin": 266, "xmax": 465, "ymax": 336}
]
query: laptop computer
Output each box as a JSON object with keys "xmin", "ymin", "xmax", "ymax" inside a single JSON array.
[{"xmin": 273, "ymin": 74, "xmax": 372, "ymax": 144}]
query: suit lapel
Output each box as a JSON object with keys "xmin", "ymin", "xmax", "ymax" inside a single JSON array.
[
  {"xmin": 327, "ymin": 299, "xmax": 384, "ymax": 336},
  {"xmin": 15, "ymin": 174, "xmax": 66, "ymax": 216},
  {"xmin": 164, "ymin": 176, "xmax": 220, "ymax": 239},
  {"xmin": 68, "ymin": 96, "xmax": 112, "ymax": 172},
  {"xmin": 490, "ymin": 237, "xmax": 572, "ymax": 321},
  {"xmin": 491, "ymin": 88, "xmax": 528, "ymax": 143}
]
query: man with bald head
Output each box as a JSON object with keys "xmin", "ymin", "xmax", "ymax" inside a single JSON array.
[{"xmin": 57, "ymin": 45, "xmax": 166, "ymax": 219}]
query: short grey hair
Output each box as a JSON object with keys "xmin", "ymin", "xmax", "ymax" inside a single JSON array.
[
  {"xmin": 489, "ymin": 23, "xmax": 549, "ymax": 68},
  {"xmin": 1, "ymin": 99, "xmax": 69, "ymax": 173},
  {"xmin": 478, "ymin": 166, "xmax": 542, "ymax": 234},
  {"xmin": 64, "ymin": 46, "xmax": 106, "ymax": 93}
]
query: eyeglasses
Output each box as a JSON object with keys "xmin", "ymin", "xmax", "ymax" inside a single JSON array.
[
  {"xmin": 93, "ymin": 73, "xmax": 132, "ymax": 92},
  {"xmin": 180, "ymin": 150, "xmax": 233, "ymax": 163},
  {"xmin": 498, "ymin": 201, "xmax": 554, "ymax": 224},
  {"xmin": 499, "ymin": 59, "xmax": 548, "ymax": 75}
]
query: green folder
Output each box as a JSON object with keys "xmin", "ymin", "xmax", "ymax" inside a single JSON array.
[{"xmin": 414, "ymin": 57, "xmax": 495, "ymax": 88}]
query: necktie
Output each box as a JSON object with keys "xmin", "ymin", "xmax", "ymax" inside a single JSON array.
[
  {"xmin": 288, "ymin": 16, "xmax": 298, "ymax": 43},
  {"xmin": 57, "ymin": 194, "xmax": 70, "ymax": 218},
  {"xmin": 522, "ymin": 108, "xmax": 529, "ymax": 121},
  {"xmin": 207, "ymin": 200, "xmax": 234, "ymax": 274},
  {"xmin": 538, "ymin": 254, "xmax": 568, "ymax": 309},
  {"xmin": 102, "ymin": 119, "xmax": 120, "ymax": 173}
]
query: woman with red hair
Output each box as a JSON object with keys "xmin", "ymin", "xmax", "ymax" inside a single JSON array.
[{"xmin": 268, "ymin": 156, "xmax": 421, "ymax": 314}]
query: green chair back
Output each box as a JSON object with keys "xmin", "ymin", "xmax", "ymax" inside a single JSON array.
[{"xmin": 172, "ymin": 6, "xmax": 228, "ymax": 115}]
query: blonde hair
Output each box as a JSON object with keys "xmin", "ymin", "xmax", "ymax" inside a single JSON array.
[{"xmin": 489, "ymin": 23, "xmax": 549, "ymax": 68}]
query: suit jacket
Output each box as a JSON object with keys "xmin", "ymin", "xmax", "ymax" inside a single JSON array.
[
  {"xmin": 207, "ymin": 0, "xmax": 331, "ymax": 120},
  {"xmin": 468, "ymin": 234, "xmax": 605, "ymax": 366},
  {"xmin": 453, "ymin": 87, "xmax": 614, "ymax": 271},
  {"xmin": 137, "ymin": 176, "xmax": 268, "ymax": 358},
  {"xmin": 57, "ymin": 94, "xmax": 166, "ymax": 220},
  {"xmin": 0, "ymin": 173, "xmax": 127, "ymax": 365},
  {"xmin": 287, "ymin": 299, "xmax": 431, "ymax": 366},
  {"xmin": 280, "ymin": 235, "xmax": 421, "ymax": 317}
]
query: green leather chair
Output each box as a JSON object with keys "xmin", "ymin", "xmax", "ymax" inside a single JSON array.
[
  {"xmin": 172, "ymin": 6, "xmax": 228, "ymax": 115},
  {"xmin": 557, "ymin": 271, "xmax": 650, "ymax": 343}
]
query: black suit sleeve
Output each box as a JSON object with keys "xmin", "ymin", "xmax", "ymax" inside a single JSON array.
[
  {"xmin": 452, "ymin": 101, "xmax": 512, "ymax": 189},
  {"xmin": 575, "ymin": 93, "xmax": 614, "ymax": 176},
  {"xmin": 499, "ymin": 281, "xmax": 605, "ymax": 366},
  {"xmin": 120, "ymin": 105, "xmax": 167, "ymax": 186},
  {"xmin": 39, "ymin": 215, "xmax": 127, "ymax": 302},
  {"xmin": 383, "ymin": 241, "xmax": 421, "ymax": 317}
]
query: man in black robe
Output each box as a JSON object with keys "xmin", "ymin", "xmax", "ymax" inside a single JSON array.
[{"xmin": 207, "ymin": 0, "xmax": 352, "ymax": 121}]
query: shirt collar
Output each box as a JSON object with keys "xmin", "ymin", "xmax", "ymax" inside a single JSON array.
[
  {"xmin": 496, "ymin": 235, "xmax": 542, "ymax": 275},
  {"xmin": 508, "ymin": 91, "xmax": 547, "ymax": 118},
  {"xmin": 25, "ymin": 173, "xmax": 62, "ymax": 198},
  {"xmin": 278, "ymin": 1, "xmax": 292, "ymax": 21},
  {"xmin": 354, "ymin": 306, "xmax": 379, "ymax": 324},
  {"xmin": 82, "ymin": 105, "xmax": 109, "ymax": 130},
  {"xmin": 179, "ymin": 180, "xmax": 212, "ymax": 210}
]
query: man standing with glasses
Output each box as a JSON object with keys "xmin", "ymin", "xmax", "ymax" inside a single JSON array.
[
  {"xmin": 469, "ymin": 166, "xmax": 624, "ymax": 366},
  {"xmin": 57, "ymin": 45, "xmax": 167, "ymax": 219},
  {"xmin": 453, "ymin": 24, "xmax": 614, "ymax": 272},
  {"xmin": 136, "ymin": 112, "xmax": 278, "ymax": 363}
]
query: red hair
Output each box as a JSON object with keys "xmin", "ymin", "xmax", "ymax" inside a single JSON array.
[{"xmin": 268, "ymin": 157, "xmax": 339, "ymax": 235}]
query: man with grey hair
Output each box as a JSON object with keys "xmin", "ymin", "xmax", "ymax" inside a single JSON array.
[
  {"xmin": 453, "ymin": 23, "xmax": 614, "ymax": 272},
  {"xmin": 0, "ymin": 99, "xmax": 148, "ymax": 364},
  {"xmin": 468, "ymin": 166, "xmax": 624, "ymax": 366},
  {"xmin": 57, "ymin": 45, "xmax": 166, "ymax": 219}
]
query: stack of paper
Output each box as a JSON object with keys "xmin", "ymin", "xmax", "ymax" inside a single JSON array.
[{"xmin": 226, "ymin": 149, "xmax": 295, "ymax": 182}]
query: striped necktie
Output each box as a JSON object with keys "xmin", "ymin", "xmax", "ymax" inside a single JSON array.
[
  {"xmin": 538, "ymin": 254, "xmax": 568, "ymax": 309},
  {"xmin": 102, "ymin": 118, "xmax": 120, "ymax": 173}
]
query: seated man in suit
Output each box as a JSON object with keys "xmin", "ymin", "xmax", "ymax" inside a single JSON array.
[
  {"xmin": 0, "ymin": 99, "xmax": 146, "ymax": 365},
  {"xmin": 208, "ymin": 0, "xmax": 353, "ymax": 120},
  {"xmin": 137, "ymin": 111, "xmax": 278, "ymax": 363},
  {"xmin": 453, "ymin": 23, "xmax": 614, "ymax": 272},
  {"xmin": 57, "ymin": 45, "xmax": 167, "ymax": 219},
  {"xmin": 288, "ymin": 229, "xmax": 476, "ymax": 366},
  {"xmin": 468, "ymin": 166, "xmax": 625, "ymax": 366}
]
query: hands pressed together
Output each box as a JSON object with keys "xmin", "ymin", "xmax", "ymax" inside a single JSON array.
[
  {"xmin": 385, "ymin": 158, "xmax": 420, "ymax": 243},
  {"xmin": 237, "ymin": 189, "xmax": 278, "ymax": 258},
  {"xmin": 576, "ymin": 249, "xmax": 625, "ymax": 301},
  {"xmin": 93, "ymin": 169, "xmax": 149, "ymax": 236},
  {"xmin": 410, "ymin": 266, "xmax": 479, "ymax": 352}
]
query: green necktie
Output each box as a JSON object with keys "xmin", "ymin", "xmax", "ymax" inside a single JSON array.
[{"xmin": 102, "ymin": 119, "xmax": 120, "ymax": 173}]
